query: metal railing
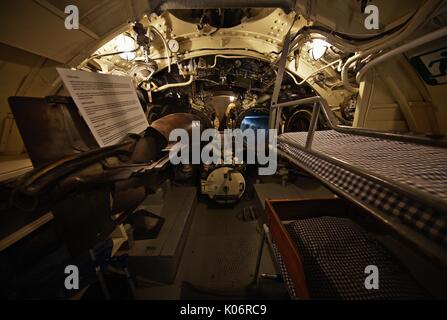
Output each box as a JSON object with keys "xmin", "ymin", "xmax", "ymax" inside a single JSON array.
[
  {"xmin": 273, "ymin": 95, "xmax": 447, "ymax": 212},
  {"xmin": 271, "ymin": 95, "xmax": 447, "ymax": 149}
]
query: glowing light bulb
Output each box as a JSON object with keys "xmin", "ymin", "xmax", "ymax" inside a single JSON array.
[
  {"xmin": 309, "ymin": 39, "xmax": 329, "ymax": 60},
  {"xmin": 229, "ymin": 96, "xmax": 236, "ymax": 102},
  {"xmin": 115, "ymin": 35, "xmax": 136, "ymax": 60}
]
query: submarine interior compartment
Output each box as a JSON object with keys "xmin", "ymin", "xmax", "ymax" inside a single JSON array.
[{"xmin": 0, "ymin": 0, "xmax": 447, "ymax": 300}]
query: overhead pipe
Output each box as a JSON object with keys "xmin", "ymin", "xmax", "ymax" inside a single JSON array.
[
  {"xmin": 341, "ymin": 0, "xmax": 444, "ymax": 92},
  {"xmin": 149, "ymin": 26, "xmax": 172, "ymax": 73},
  {"xmin": 151, "ymin": 0, "xmax": 296, "ymax": 13},
  {"xmin": 356, "ymin": 26, "xmax": 447, "ymax": 84},
  {"xmin": 151, "ymin": 75, "xmax": 194, "ymax": 92}
]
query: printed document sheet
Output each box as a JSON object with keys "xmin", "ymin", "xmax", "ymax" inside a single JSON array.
[{"xmin": 57, "ymin": 68, "xmax": 148, "ymax": 147}]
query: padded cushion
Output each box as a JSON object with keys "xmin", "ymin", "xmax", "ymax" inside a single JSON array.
[
  {"xmin": 278, "ymin": 131, "xmax": 447, "ymax": 246},
  {"xmin": 273, "ymin": 216, "xmax": 430, "ymax": 300}
]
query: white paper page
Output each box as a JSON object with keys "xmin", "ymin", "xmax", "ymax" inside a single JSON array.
[{"xmin": 57, "ymin": 68, "xmax": 149, "ymax": 147}]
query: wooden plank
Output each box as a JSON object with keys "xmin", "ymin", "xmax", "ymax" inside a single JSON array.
[
  {"xmin": 0, "ymin": 155, "xmax": 33, "ymax": 182},
  {"xmin": 0, "ymin": 212, "xmax": 53, "ymax": 252},
  {"xmin": 269, "ymin": 197, "xmax": 349, "ymax": 221},
  {"xmin": 265, "ymin": 200, "xmax": 310, "ymax": 299}
]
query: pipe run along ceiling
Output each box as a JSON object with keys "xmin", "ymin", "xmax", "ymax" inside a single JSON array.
[{"xmin": 0, "ymin": 0, "xmax": 424, "ymax": 65}]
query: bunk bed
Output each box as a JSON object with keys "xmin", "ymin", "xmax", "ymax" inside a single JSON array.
[
  {"xmin": 262, "ymin": 96, "xmax": 447, "ymax": 299},
  {"xmin": 264, "ymin": 198, "xmax": 431, "ymax": 299}
]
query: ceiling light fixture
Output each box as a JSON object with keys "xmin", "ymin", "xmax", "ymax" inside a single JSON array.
[
  {"xmin": 309, "ymin": 39, "xmax": 329, "ymax": 60},
  {"xmin": 115, "ymin": 35, "xmax": 137, "ymax": 61}
]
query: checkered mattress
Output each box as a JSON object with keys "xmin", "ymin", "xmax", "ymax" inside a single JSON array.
[
  {"xmin": 278, "ymin": 131, "xmax": 447, "ymax": 246},
  {"xmin": 273, "ymin": 216, "xmax": 429, "ymax": 300}
]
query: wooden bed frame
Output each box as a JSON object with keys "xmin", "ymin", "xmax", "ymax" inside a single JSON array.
[{"xmin": 263, "ymin": 196, "xmax": 357, "ymax": 299}]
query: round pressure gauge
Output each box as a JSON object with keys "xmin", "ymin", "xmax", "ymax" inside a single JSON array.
[{"xmin": 168, "ymin": 39, "xmax": 180, "ymax": 53}]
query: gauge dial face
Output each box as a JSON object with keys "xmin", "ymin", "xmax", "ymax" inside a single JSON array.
[{"xmin": 168, "ymin": 39, "xmax": 180, "ymax": 53}]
